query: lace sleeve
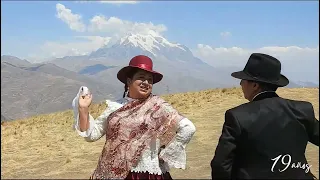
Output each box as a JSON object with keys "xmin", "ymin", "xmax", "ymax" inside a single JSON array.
[
  {"xmin": 73, "ymin": 100, "xmax": 124, "ymax": 142},
  {"xmin": 159, "ymin": 117, "xmax": 196, "ymax": 169}
]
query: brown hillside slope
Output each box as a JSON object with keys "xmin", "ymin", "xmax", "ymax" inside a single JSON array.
[{"xmin": 1, "ymin": 88, "xmax": 319, "ymax": 179}]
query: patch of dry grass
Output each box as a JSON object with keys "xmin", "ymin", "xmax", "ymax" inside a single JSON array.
[{"xmin": 1, "ymin": 87, "xmax": 319, "ymax": 179}]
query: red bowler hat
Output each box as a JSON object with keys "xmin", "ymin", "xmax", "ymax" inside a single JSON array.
[{"xmin": 117, "ymin": 55, "xmax": 163, "ymax": 84}]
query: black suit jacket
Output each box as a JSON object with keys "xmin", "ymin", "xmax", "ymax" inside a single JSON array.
[{"xmin": 211, "ymin": 92, "xmax": 319, "ymax": 179}]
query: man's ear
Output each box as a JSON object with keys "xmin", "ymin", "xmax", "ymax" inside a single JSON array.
[{"xmin": 252, "ymin": 82, "xmax": 260, "ymax": 90}]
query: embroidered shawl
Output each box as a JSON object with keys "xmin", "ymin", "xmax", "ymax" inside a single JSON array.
[{"xmin": 90, "ymin": 95, "xmax": 184, "ymax": 179}]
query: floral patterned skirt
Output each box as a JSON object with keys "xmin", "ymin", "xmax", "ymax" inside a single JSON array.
[{"xmin": 125, "ymin": 171, "xmax": 173, "ymax": 180}]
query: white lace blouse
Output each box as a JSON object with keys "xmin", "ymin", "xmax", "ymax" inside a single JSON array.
[{"xmin": 73, "ymin": 96, "xmax": 196, "ymax": 175}]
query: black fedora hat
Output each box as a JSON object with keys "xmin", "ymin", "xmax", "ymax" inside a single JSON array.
[{"xmin": 231, "ymin": 53, "xmax": 289, "ymax": 87}]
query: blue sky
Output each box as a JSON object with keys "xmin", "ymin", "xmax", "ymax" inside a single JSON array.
[
  {"xmin": 2, "ymin": 1, "xmax": 318, "ymax": 48},
  {"xmin": 1, "ymin": 1, "xmax": 319, "ymax": 83}
]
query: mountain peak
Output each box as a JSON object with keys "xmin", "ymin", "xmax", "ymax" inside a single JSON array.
[
  {"xmin": 88, "ymin": 30, "xmax": 203, "ymax": 64},
  {"xmin": 116, "ymin": 30, "xmax": 186, "ymax": 56}
]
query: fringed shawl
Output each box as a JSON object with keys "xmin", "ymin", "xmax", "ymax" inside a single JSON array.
[{"xmin": 90, "ymin": 95, "xmax": 184, "ymax": 179}]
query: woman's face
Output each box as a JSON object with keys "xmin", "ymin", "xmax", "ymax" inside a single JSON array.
[{"xmin": 127, "ymin": 69, "xmax": 153, "ymax": 99}]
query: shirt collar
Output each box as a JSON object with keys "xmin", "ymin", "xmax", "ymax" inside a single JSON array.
[{"xmin": 252, "ymin": 91, "xmax": 276, "ymax": 101}]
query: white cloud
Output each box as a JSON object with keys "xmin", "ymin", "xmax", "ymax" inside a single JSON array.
[
  {"xmin": 56, "ymin": 3, "xmax": 86, "ymax": 32},
  {"xmin": 27, "ymin": 36, "xmax": 111, "ymax": 62},
  {"xmin": 29, "ymin": 3, "xmax": 168, "ymax": 61},
  {"xmin": 220, "ymin": 31, "xmax": 231, "ymax": 37},
  {"xmin": 192, "ymin": 45, "xmax": 319, "ymax": 83},
  {"xmin": 88, "ymin": 15, "xmax": 167, "ymax": 36},
  {"xmin": 56, "ymin": 3, "xmax": 166, "ymax": 37}
]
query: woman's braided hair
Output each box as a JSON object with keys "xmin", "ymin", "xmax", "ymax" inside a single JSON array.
[
  {"xmin": 123, "ymin": 84, "xmax": 128, "ymax": 98},
  {"xmin": 123, "ymin": 68, "xmax": 139, "ymax": 98}
]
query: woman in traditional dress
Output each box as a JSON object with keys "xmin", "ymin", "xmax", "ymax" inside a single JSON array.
[{"xmin": 73, "ymin": 55, "xmax": 196, "ymax": 180}]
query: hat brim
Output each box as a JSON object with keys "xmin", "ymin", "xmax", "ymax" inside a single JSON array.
[
  {"xmin": 231, "ymin": 71, "xmax": 289, "ymax": 87},
  {"xmin": 117, "ymin": 66, "xmax": 163, "ymax": 84}
]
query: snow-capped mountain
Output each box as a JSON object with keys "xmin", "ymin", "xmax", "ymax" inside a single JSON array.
[
  {"xmin": 48, "ymin": 31, "xmax": 240, "ymax": 96},
  {"xmin": 89, "ymin": 31, "xmax": 205, "ymax": 65}
]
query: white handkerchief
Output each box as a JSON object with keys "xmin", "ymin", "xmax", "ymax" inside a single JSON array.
[{"xmin": 72, "ymin": 86, "xmax": 90, "ymax": 129}]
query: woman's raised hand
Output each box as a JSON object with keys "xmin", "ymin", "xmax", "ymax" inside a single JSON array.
[{"xmin": 78, "ymin": 87, "xmax": 92, "ymax": 108}]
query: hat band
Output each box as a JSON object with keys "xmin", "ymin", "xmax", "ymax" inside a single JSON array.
[
  {"xmin": 244, "ymin": 71, "xmax": 280, "ymax": 82},
  {"xmin": 133, "ymin": 63, "xmax": 153, "ymax": 70}
]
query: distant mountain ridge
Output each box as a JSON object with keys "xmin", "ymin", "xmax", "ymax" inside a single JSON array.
[
  {"xmin": 1, "ymin": 31, "xmax": 318, "ymax": 120},
  {"xmin": 1, "ymin": 55, "xmax": 31, "ymax": 66},
  {"xmin": 1, "ymin": 55, "xmax": 118, "ymax": 120},
  {"xmin": 78, "ymin": 64, "xmax": 116, "ymax": 75}
]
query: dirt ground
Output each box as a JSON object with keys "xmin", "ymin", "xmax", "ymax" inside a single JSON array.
[{"xmin": 1, "ymin": 88, "xmax": 319, "ymax": 179}]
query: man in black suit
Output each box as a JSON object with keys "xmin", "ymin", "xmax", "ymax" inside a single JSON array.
[{"xmin": 211, "ymin": 53, "xmax": 319, "ymax": 179}]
